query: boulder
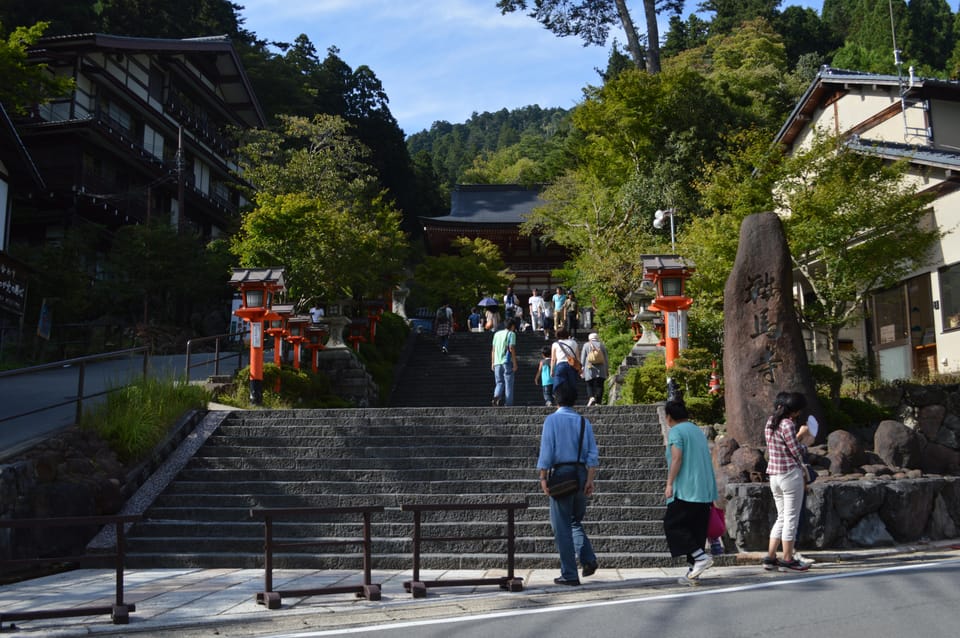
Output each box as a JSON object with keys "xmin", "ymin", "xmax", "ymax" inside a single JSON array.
[
  {"xmin": 917, "ymin": 404, "xmax": 946, "ymax": 441},
  {"xmin": 920, "ymin": 443, "xmax": 960, "ymax": 475},
  {"xmin": 879, "ymin": 480, "xmax": 937, "ymax": 540},
  {"xmin": 730, "ymin": 446, "xmax": 767, "ymax": 478},
  {"xmin": 724, "ymin": 482, "xmax": 775, "ymax": 550},
  {"xmin": 936, "ymin": 413, "xmax": 960, "ymax": 449},
  {"xmin": 875, "ymin": 420, "xmax": 925, "ymax": 470},
  {"xmin": 848, "ymin": 513, "xmax": 895, "ymax": 547},
  {"xmin": 926, "ymin": 493, "xmax": 958, "ymax": 539},
  {"xmin": 714, "ymin": 436, "xmax": 740, "ymax": 466},
  {"xmin": 826, "ymin": 430, "xmax": 865, "ymax": 473}
]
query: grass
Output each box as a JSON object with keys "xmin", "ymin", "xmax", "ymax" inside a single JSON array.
[{"xmin": 80, "ymin": 376, "xmax": 210, "ymax": 463}]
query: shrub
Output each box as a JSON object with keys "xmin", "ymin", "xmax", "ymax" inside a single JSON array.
[
  {"xmin": 619, "ymin": 351, "xmax": 668, "ymax": 404},
  {"xmin": 80, "ymin": 377, "xmax": 209, "ymax": 463}
]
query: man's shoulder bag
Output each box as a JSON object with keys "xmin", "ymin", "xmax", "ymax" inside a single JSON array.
[{"xmin": 546, "ymin": 417, "xmax": 585, "ymax": 498}]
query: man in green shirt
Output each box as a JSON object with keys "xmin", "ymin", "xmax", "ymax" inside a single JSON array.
[
  {"xmin": 490, "ymin": 318, "xmax": 518, "ymax": 406},
  {"xmin": 663, "ymin": 400, "xmax": 718, "ymax": 584}
]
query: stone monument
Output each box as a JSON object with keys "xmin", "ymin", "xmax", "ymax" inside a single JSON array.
[{"xmin": 722, "ymin": 212, "xmax": 821, "ymax": 446}]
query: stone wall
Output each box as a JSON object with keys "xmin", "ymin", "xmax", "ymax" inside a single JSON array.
[
  {"xmin": 317, "ymin": 349, "xmax": 379, "ymax": 407},
  {"xmin": 725, "ymin": 477, "xmax": 960, "ymax": 550}
]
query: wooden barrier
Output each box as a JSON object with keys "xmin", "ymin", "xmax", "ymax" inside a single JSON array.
[
  {"xmin": 249, "ymin": 506, "xmax": 384, "ymax": 609},
  {"xmin": 400, "ymin": 502, "xmax": 527, "ymax": 598},
  {"xmin": 0, "ymin": 515, "xmax": 141, "ymax": 626}
]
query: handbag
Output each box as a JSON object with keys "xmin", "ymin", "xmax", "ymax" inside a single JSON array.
[
  {"xmin": 546, "ymin": 417, "xmax": 585, "ymax": 498},
  {"xmin": 779, "ymin": 427, "xmax": 816, "ymax": 484},
  {"xmin": 707, "ymin": 504, "xmax": 726, "ymax": 539}
]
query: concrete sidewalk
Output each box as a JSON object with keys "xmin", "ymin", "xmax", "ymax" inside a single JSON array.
[{"xmin": 3, "ymin": 541, "xmax": 959, "ymax": 637}]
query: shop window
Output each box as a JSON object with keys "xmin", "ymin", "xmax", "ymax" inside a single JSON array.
[{"xmin": 939, "ymin": 263, "xmax": 960, "ymax": 330}]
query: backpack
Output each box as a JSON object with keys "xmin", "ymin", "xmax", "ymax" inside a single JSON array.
[
  {"xmin": 587, "ymin": 344, "xmax": 605, "ymax": 367},
  {"xmin": 435, "ymin": 308, "xmax": 449, "ymax": 324}
]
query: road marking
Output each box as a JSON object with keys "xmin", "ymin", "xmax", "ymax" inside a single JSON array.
[{"xmin": 265, "ymin": 558, "xmax": 960, "ymax": 637}]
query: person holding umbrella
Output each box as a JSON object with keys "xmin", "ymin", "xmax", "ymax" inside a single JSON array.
[{"xmin": 479, "ymin": 296, "xmax": 501, "ymax": 332}]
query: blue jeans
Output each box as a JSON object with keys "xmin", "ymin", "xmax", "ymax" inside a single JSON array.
[
  {"xmin": 493, "ymin": 364, "xmax": 515, "ymax": 406},
  {"xmin": 549, "ymin": 467, "xmax": 596, "ymax": 581},
  {"xmin": 541, "ymin": 384, "xmax": 554, "ymax": 405}
]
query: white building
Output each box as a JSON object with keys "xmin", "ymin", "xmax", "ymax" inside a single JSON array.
[{"xmin": 775, "ymin": 67, "xmax": 960, "ymax": 381}]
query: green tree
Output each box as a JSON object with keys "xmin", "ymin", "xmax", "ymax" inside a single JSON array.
[
  {"xmin": 830, "ymin": 0, "xmax": 908, "ymax": 74},
  {"xmin": 781, "ymin": 135, "xmax": 939, "ymax": 379},
  {"xmin": 690, "ymin": 131, "xmax": 940, "ymax": 381},
  {"xmin": 904, "ymin": 0, "xmax": 954, "ymax": 73},
  {"xmin": 696, "ymin": 0, "xmax": 782, "ymax": 35},
  {"xmin": 0, "ymin": 21, "xmax": 73, "ymax": 114},
  {"xmin": 495, "ymin": 0, "xmax": 682, "ymax": 73},
  {"xmin": 412, "ymin": 237, "xmax": 513, "ymax": 313},
  {"xmin": 232, "ymin": 114, "xmax": 408, "ymax": 305}
]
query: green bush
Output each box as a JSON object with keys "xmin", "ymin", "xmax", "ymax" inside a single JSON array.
[
  {"xmin": 619, "ymin": 351, "xmax": 668, "ymax": 404},
  {"xmin": 684, "ymin": 395, "xmax": 725, "ymax": 426},
  {"xmin": 669, "ymin": 347, "xmax": 718, "ymax": 399},
  {"xmin": 80, "ymin": 377, "xmax": 209, "ymax": 463},
  {"xmin": 221, "ymin": 363, "xmax": 350, "ymax": 409}
]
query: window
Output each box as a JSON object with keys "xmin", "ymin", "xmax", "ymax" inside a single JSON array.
[
  {"xmin": 939, "ymin": 263, "xmax": 960, "ymax": 330},
  {"xmin": 872, "ymin": 285, "xmax": 907, "ymax": 346},
  {"xmin": 143, "ymin": 124, "xmax": 164, "ymax": 160},
  {"xmin": 193, "ymin": 158, "xmax": 210, "ymax": 194}
]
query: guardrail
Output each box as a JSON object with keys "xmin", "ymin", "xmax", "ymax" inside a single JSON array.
[
  {"xmin": 401, "ymin": 502, "xmax": 528, "ymax": 598},
  {"xmin": 0, "ymin": 347, "xmax": 149, "ymax": 426},
  {"xmin": 184, "ymin": 329, "xmax": 247, "ymax": 380},
  {"xmin": 0, "ymin": 514, "xmax": 142, "ymax": 626},
  {"xmin": 249, "ymin": 506, "xmax": 384, "ymax": 609}
]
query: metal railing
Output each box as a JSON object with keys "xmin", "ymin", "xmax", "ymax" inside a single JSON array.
[
  {"xmin": 250, "ymin": 506, "xmax": 384, "ymax": 608},
  {"xmin": 184, "ymin": 330, "xmax": 247, "ymax": 380},
  {"xmin": 0, "ymin": 514, "xmax": 141, "ymax": 626},
  {"xmin": 0, "ymin": 347, "xmax": 149, "ymax": 426},
  {"xmin": 401, "ymin": 501, "xmax": 528, "ymax": 597}
]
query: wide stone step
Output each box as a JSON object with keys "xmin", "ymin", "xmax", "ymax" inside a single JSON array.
[
  {"xmin": 196, "ymin": 444, "xmax": 666, "ymax": 459},
  {"xmin": 174, "ymin": 467, "xmax": 666, "ymax": 481},
  {"xmin": 149, "ymin": 492, "xmax": 669, "ymax": 509},
  {"xmin": 124, "ymin": 533, "xmax": 671, "ymax": 556},
  {"xmin": 141, "ymin": 503, "xmax": 667, "ymax": 523},
  {"xmin": 159, "ymin": 479, "xmax": 668, "ymax": 495},
  {"xmin": 184, "ymin": 456, "xmax": 667, "ymax": 472}
]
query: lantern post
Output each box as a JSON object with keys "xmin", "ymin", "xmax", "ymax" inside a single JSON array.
[
  {"xmin": 641, "ymin": 255, "xmax": 694, "ymax": 369},
  {"xmin": 229, "ymin": 268, "xmax": 285, "ymax": 405}
]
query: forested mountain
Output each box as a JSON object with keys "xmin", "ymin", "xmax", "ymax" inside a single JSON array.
[{"xmin": 406, "ymin": 106, "xmax": 575, "ymax": 193}]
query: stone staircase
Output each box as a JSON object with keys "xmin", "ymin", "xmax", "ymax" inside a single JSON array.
[
  {"xmin": 390, "ymin": 330, "xmax": 551, "ymax": 407},
  {"xmin": 123, "ymin": 404, "xmax": 676, "ymax": 569}
]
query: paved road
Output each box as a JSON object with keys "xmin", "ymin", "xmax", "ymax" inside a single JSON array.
[
  {"xmin": 258, "ymin": 556, "xmax": 960, "ymax": 638},
  {"xmin": 0, "ymin": 352, "xmax": 240, "ymax": 458}
]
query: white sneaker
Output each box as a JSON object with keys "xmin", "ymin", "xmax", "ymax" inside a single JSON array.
[
  {"xmin": 793, "ymin": 552, "xmax": 815, "ymax": 566},
  {"xmin": 586, "ymin": 397, "xmax": 596, "ymax": 406},
  {"xmin": 688, "ymin": 554, "xmax": 713, "ymax": 579}
]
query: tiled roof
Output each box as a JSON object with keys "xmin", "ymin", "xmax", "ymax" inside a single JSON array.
[
  {"xmin": 424, "ymin": 184, "xmax": 546, "ymax": 225},
  {"xmin": 845, "ymin": 137, "xmax": 960, "ymax": 170}
]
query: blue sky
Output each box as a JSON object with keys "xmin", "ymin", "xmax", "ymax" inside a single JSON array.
[{"xmin": 237, "ymin": 1, "xmax": 823, "ymax": 136}]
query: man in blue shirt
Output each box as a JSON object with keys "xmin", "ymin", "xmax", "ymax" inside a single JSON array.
[
  {"xmin": 663, "ymin": 400, "xmax": 719, "ymax": 584},
  {"xmin": 537, "ymin": 380, "xmax": 600, "ymax": 585}
]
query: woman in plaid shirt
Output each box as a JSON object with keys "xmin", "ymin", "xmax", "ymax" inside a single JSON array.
[{"xmin": 762, "ymin": 391, "xmax": 810, "ymax": 573}]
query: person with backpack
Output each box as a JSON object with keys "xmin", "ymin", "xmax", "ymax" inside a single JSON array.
[
  {"xmin": 435, "ymin": 302, "xmax": 453, "ymax": 353},
  {"xmin": 503, "ymin": 286, "xmax": 519, "ymax": 320},
  {"xmin": 579, "ymin": 333, "xmax": 608, "ymax": 407}
]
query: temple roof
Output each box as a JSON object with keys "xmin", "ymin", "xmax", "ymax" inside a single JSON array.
[{"xmin": 423, "ymin": 184, "xmax": 546, "ymax": 225}]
